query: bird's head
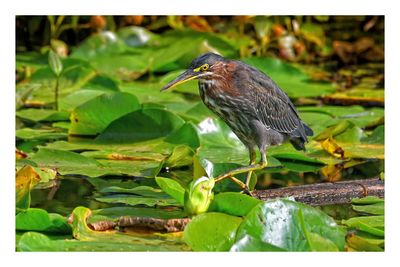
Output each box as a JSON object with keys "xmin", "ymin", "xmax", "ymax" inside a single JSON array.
[{"xmin": 161, "ymin": 52, "xmax": 226, "ymax": 91}]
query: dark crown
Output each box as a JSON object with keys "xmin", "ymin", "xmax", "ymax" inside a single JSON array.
[{"xmin": 190, "ymin": 52, "xmax": 225, "ymax": 68}]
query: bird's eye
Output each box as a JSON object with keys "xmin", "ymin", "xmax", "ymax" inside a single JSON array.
[{"xmin": 201, "ymin": 64, "xmax": 209, "ymax": 71}]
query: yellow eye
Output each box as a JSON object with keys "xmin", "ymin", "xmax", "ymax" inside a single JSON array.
[
  {"xmin": 201, "ymin": 64, "xmax": 209, "ymax": 71},
  {"xmin": 193, "ymin": 64, "xmax": 209, "ymax": 72}
]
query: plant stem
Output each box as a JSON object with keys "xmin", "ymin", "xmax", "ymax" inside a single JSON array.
[{"xmin": 54, "ymin": 76, "xmax": 60, "ymax": 110}]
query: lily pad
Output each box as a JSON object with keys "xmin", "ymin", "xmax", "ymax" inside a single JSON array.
[
  {"xmin": 16, "ymin": 208, "xmax": 71, "ymax": 234},
  {"xmin": 95, "ymin": 194, "xmax": 180, "ymax": 207},
  {"xmin": 235, "ymin": 199, "xmax": 346, "ymax": 251},
  {"xmin": 16, "ymin": 128, "xmax": 67, "ymax": 141},
  {"xmin": 69, "ymin": 92, "xmax": 140, "ymax": 136},
  {"xmin": 16, "ymin": 109, "xmax": 70, "ymax": 122},
  {"xmin": 90, "ymin": 206, "xmax": 186, "ymax": 222},
  {"xmin": 155, "ymin": 177, "xmax": 186, "ymax": 205},
  {"xmin": 96, "ymin": 108, "xmax": 185, "ymax": 142},
  {"xmin": 342, "ymin": 216, "xmax": 384, "ymax": 237},
  {"xmin": 183, "ymin": 212, "xmax": 243, "ymax": 251},
  {"xmin": 26, "ymin": 148, "xmax": 163, "ymax": 178},
  {"xmin": 25, "ymin": 58, "xmax": 97, "ymax": 105},
  {"xmin": 208, "ymin": 192, "xmax": 262, "ymax": 216}
]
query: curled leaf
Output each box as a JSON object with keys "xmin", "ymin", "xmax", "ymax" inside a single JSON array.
[{"xmin": 321, "ymin": 137, "xmax": 346, "ymax": 159}]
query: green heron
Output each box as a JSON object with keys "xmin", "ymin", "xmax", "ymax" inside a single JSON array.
[{"xmin": 162, "ymin": 53, "xmax": 313, "ymax": 193}]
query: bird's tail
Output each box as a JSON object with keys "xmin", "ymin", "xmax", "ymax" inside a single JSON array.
[
  {"xmin": 303, "ymin": 123, "xmax": 313, "ymax": 136},
  {"xmin": 290, "ymin": 122, "xmax": 313, "ymax": 151}
]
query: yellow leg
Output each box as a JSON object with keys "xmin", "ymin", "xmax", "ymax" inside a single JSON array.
[
  {"xmin": 245, "ymin": 149, "xmax": 257, "ymax": 189},
  {"xmin": 214, "ymin": 149, "xmax": 268, "ymax": 194}
]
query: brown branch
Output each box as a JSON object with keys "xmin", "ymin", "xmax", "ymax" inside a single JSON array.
[
  {"xmin": 118, "ymin": 216, "xmax": 191, "ymax": 232},
  {"xmin": 253, "ymin": 177, "xmax": 384, "ymax": 206}
]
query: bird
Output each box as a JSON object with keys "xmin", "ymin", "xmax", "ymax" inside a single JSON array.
[{"xmin": 161, "ymin": 52, "xmax": 313, "ymax": 193}]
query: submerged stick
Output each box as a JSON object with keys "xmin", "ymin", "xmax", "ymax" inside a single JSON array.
[
  {"xmin": 118, "ymin": 216, "xmax": 191, "ymax": 232},
  {"xmin": 253, "ymin": 177, "xmax": 384, "ymax": 206}
]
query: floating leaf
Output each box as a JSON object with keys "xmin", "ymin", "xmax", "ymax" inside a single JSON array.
[
  {"xmin": 16, "ymin": 109, "xmax": 70, "ymax": 122},
  {"xmin": 164, "ymin": 145, "xmax": 195, "ymax": 169},
  {"xmin": 346, "ymin": 233, "xmax": 383, "ymax": 252},
  {"xmin": 59, "ymin": 89, "xmax": 107, "ymax": 112},
  {"xmin": 155, "ymin": 177, "xmax": 185, "ymax": 205},
  {"xmin": 321, "ymin": 137, "xmax": 345, "ymax": 159},
  {"xmin": 90, "ymin": 206, "xmax": 186, "ymax": 222},
  {"xmin": 230, "ymin": 235, "xmax": 286, "ymax": 251},
  {"xmin": 208, "ymin": 192, "xmax": 262, "ymax": 217},
  {"xmin": 16, "ymin": 128, "xmax": 67, "ymax": 141},
  {"xmin": 96, "ymin": 108, "xmax": 185, "ymax": 142},
  {"xmin": 362, "ymin": 125, "xmax": 384, "ymax": 144},
  {"xmin": 341, "ymin": 216, "xmax": 384, "ymax": 237},
  {"xmin": 352, "ymin": 202, "xmax": 384, "ymax": 215},
  {"xmin": 183, "ymin": 212, "xmax": 242, "ymax": 251},
  {"xmin": 95, "ymin": 194, "xmax": 180, "ymax": 207},
  {"xmin": 69, "ymin": 92, "xmax": 141, "ymax": 136},
  {"xmin": 235, "ymin": 199, "xmax": 346, "ymax": 251},
  {"xmin": 25, "ymin": 58, "xmax": 96, "ymax": 105},
  {"xmin": 16, "ymin": 208, "xmax": 71, "ymax": 233}
]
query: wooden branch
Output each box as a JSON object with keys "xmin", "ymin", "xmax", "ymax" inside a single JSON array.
[
  {"xmin": 253, "ymin": 177, "xmax": 384, "ymax": 206},
  {"xmin": 118, "ymin": 216, "xmax": 191, "ymax": 232}
]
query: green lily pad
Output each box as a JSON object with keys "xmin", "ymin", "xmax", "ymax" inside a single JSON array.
[
  {"xmin": 25, "ymin": 58, "xmax": 96, "ymax": 105},
  {"xmin": 90, "ymin": 206, "xmax": 186, "ymax": 222},
  {"xmin": 26, "ymin": 148, "xmax": 162, "ymax": 178},
  {"xmin": 95, "ymin": 194, "xmax": 180, "ymax": 207},
  {"xmin": 346, "ymin": 233, "xmax": 384, "ymax": 252},
  {"xmin": 341, "ymin": 216, "xmax": 384, "ymax": 237},
  {"xmin": 183, "ymin": 212, "xmax": 242, "ymax": 251},
  {"xmin": 165, "ymin": 122, "xmax": 200, "ymax": 150},
  {"xmin": 96, "ymin": 108, "xmax": 185, "ymax": 142},
  {"xmin": 163, "ymin": 145, "xmax": 195, "ymax": 169},
  {"xmin": 298, "ymin": 106, "xmax": 384, "ymax": 128},
  {"xmin": 16, "ymin": 109, "xmax": 70, "ymax": 122},
  {"xmin": 59, "ymin": 89, "xmax": 107, "ymax": 112},
  {"xmin": 98, "ymin": 185, "xmax": 169, "ymax": 198},
  {"xmin": 362, "ymin": 125, "xmax": 384, "ymax": 144},
  {"xmin": 155, "ymin": 177, "xmax": 186, "ymax": 205},
  {"xmin": 352, "ymin": 196, "xmax": 384, "ymax": 204},
  {"xmin": 236, "ymin": 199, "xmax": 346, "ymax": 251},
  {"xmin": 208, "ymin": 192, "xmax": 262, "ymax": 216},
  {"xmin": 82, "ymin": 74, "xmax": 120, "ymax": 91},
  {"xmin": 16, "ymin": 208, "xmax": 71, "ymax": 234},
  {"xmin": 230, "ymin": 235, "xmax": 286, "ymax": 251},
  {"xmin": 16, "ymin": 128, "xmax": 67, "ymax": 141},
  {"xmin": 352, "ymin": 202, "xmax": 384, "ymax": 215},
  {"xmin": 89, "ymin": 53, "xmax": 150, "ymax": 81},
  {"xmin": 69, "ymin": 92, "xmax": 140, "ymax": 136},
  {"xmin": 71, "ymin": 31, "xmax": 128, "ymax": 59}
]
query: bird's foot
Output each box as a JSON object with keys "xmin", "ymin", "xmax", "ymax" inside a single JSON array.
[{"xmin": 241, "ymin": 187, "xmax": 254, "ymax": 197}]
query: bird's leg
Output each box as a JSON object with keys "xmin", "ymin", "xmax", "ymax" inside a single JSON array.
[
  {"xmin": 214, "ymin": 149, "xmax": 268, "ymax": 193},
  {"xmin": 245, "ymin": 149, "xmax": 257, "ymax": 189}
]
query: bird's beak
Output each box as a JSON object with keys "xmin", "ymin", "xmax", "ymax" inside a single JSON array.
[{"xmin": 161, "ymin": 70, "xmax": 199, "ymax": 91}]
